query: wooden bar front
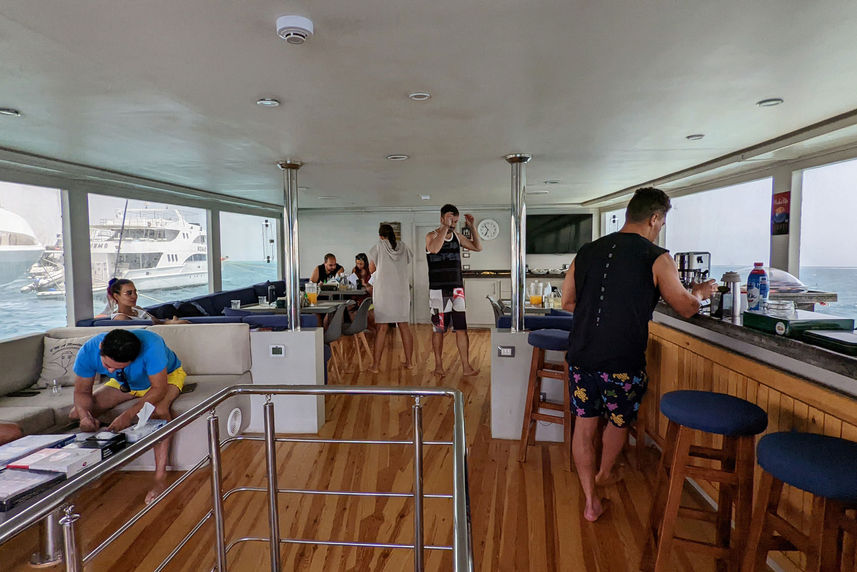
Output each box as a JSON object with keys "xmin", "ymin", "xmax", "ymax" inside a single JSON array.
[{"xmin": 643, "ymin": 320, "xmax": 857, "ymax": 571}]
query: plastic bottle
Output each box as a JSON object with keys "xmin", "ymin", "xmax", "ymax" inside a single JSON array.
[{"xmin": 746, "ymin": 263, "xmax": 768, "ymax": 312}]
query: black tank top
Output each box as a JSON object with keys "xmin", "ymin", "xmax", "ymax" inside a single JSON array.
[
  {"xmin": 315, "ymin": 263, "xmax": 343, "ymax": 283},
  {"xmin": 567, "ymin": 232, "xmax": 668, "ymax": 373},
  {"xmin": 427, "ymin": 233, "xmax": 463, "ymax": 294}
]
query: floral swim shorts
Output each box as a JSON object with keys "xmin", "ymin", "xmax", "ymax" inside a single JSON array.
[{"xmin": 568, "ymin": 365, "xmax": 648, "ymax": 428}]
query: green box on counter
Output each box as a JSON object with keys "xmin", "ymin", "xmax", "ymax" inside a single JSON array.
[{"xmin": 742, "ymin": 309, "xmax": 854, "ymax": 338}]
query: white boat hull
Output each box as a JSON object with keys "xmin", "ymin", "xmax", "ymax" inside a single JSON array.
[{"xmin": 0, "ymin": 246, "xmax": 44, "ymax": 285}]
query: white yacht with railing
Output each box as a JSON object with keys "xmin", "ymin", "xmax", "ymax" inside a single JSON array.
[{"xmin": 0, "ymin": 207, "xmax": 43, "ymax": 286}]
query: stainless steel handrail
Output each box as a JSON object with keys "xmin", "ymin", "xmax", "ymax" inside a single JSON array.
[{"xmin": 0, "ymin": 384, "xmax": 473, "ymax": 571}]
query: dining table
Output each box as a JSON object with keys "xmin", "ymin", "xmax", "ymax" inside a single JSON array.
[{"xmin": 241, "ymin": 299, "xmax": 355, "ymax": 315}]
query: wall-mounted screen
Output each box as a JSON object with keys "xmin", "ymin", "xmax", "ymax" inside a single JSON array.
[{"xmin": 526, "ymin": 214, "xmax": 593, "ymax": 254}]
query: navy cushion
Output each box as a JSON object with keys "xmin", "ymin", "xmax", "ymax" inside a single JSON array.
[
  {"xmin": 241, "ymin": 315, "xmax": 317, "ymax": 330},
  {"xmin": 186, "ymin": 295, "xmax": 216, "ymax": 316},
  {"xmin": 527, "ymin": 329, "xmax": 569, "ymax": 351},
  {"xmin": 549, "ymin": 308, "xmax": 573, "ymax": 317},
  {"xmin": 183, "ymin": 316, "xmax": 243, "ymax": 324},
  {"xmin": 660, "ymin": 391, "xmax": 768, "ymax": 436},
  {"xmin": 146, "ymin": 302, "xmax": 179, "ymax": 320},
  {"xmin": 496, "ymin": 315, "xmax": 574, "ymax": 331},
  {"xmin": 175, "ymin": 301, "xmax": 208, "ymax": 317},
  {"xmin": 757, "ymin": 432, "xmax": 857, "ymax": 502},
  {"xmin": 76, "ymin": 318, "xmax": 96, "ymax": 327},
  {"xmin": 223, "ymin": 307, "xmax": 253, "ymax": 317}
]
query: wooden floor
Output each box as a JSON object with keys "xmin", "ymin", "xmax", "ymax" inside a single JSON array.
[{"xmin": 3, "ymin": 325, "xmax": 734, "ymax": 571}]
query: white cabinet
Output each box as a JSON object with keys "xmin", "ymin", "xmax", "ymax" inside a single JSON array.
[{"xmin": 463, "ymin": 278, "xmax": 504, "ymax": 327}]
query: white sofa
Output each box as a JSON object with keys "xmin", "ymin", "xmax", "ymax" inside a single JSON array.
[{"xmin": 0, "ymin": 323, "xmax": 252, "ymax": 470}]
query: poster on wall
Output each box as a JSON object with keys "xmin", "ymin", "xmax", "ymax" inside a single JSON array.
[{"xmin": 771, "ymin": 191, "xmax": 790, "ymax": 236}]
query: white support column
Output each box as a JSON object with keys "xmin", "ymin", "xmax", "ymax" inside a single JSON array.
[
  {"xmin": 207, "ymin": 207, "xmax": 222, "ymax": 293},
  {"xmin": 769, "ymin": 166, "xmax": 799, "ymax": 272},
  {"xmin": 787, "ymin": 170, "xmax": 803, "ymax": 276},
  {"xmin": 62, "ymin": 190, "xmax": 93, "ymax": 325}
]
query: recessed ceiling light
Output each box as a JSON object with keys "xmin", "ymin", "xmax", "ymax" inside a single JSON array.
[
  {"xmin": 386, "ymin": 154, "xmax": 409, "ymax": 161},
  {"xmin": 420, "ymin": 194, "xmax": 431, "ymax": 200},
  {"xmin": 685, "ymin": 133, "xmax": 705, "ymax": 141},
  {"xmin": 0, "ymin": 108, "xmax": 22, "ymax": 117},
  {"xmin": 526, "ymin": 189, "xmax": 550, "ymax": 195},
  {"xmin": 756, "ymin": 97, "xmax": 784, "ymax": 107},
  {"xmin": 543, "ymin": 180, "xmax": 560, "ymax": 185},
  {"xmin": 256, "ymin": 98, "xmax": 281, "ymax": 108},
  {"xmin": 408, "ymin": 92, "xmax": 431, "ymax": 102}
]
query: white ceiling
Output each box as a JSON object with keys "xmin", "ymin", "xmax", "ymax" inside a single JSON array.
[{"xmin": 2, "ymin": 1, "xmax": 857, "ymax": 208}]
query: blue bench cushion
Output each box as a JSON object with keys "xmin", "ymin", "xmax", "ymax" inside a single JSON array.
[
  {"xmin": 660, "ymin": 390, "xmax": 768, "ymax": 436},
  {"xmin": 527, "ymin": 329, "xmax": 569, "ymax": 351},
  {"xmin": 241, "ymin": 315, "xmax": 318, "ymax": 330},
  {"xmin": 146, "ymin": 302, "xmax": 179, "ymax": 320},
  {"xmin": 757, "ymin": 432, "xmax": 857, "ymax": 502},
  {"xmin": 496, "ymin": 315, "xmax": 574, "ymax": 331},
  {"xmin": 549, "ymin": 308, "xmax": 573, "ymax": 317}
]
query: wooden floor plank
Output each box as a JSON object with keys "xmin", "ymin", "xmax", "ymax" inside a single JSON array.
[{"xmin": 2, "ymin": 326, "xmax": 736, "ymax": 571}]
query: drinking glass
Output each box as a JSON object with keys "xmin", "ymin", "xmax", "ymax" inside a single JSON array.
[
  {"xmin": 258, "ymin": 296, "xmax": 268, "ymax": 307},
  {"xmin": 230, "ymin": 299, "xmax": 241, "ymax": 309},
  {"xmin": 307, "ymin": 292, "xmax": 318, "ymax": 306},
  {"xmin": 529, "ymin": 295, "xmax": 543, "ymax": 307},
  {"xmin": 50, "ymin": 379, "xmax": 62, "ymax": 397}
]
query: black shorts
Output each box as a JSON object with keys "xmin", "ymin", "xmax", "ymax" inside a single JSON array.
[
  {"xmin": 429, "ymin": 287, "xmax": 467, "ymax": 333},
  {"xmin": 568, "ymin": 365, "xmax": 648, "ymax": 428}
]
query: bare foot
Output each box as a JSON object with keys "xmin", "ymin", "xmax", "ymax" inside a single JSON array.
[
  {"xmin": 583, "ymin": 497, "xmax": 606, "ymax": 522},
  {"xmin": 145, "ymin": 480, "xmax": 167, "ymax": 505},
  {"xmin": 462, "ymin": 367, "xmax": 480, "ymax": 376},
  {"xmin": 432, "ymin": 367, "xmax": 446, "ymax": 377},
  {"xmin": 367, "ymin": 365, "xmax": 380, "ymax": 374},
  {"xmin": 595, "ymin": 471, "xmax": 622, "ymax": 487},
  {"xmin": 402, "ymin": 361, "xmax": 415, "ymax": 369}
]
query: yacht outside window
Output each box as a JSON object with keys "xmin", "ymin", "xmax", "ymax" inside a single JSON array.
[
  {"xmin": 665, "ymin": 178, "xmax": 772, "ymax": 281},
  {"xmin": 88, "ymin": 195, "xmax": 209, "ymax": 314},
  {"xmin": 799, "ymin": 157, "xmax": 857, "ymax": 321},
  {"xmin": 0, "ymin": 181, "xmax": 66, "ymax": 341},
  {"xmin": 220, "ymin": 212, "xmax": 278, "ymax": 289}
]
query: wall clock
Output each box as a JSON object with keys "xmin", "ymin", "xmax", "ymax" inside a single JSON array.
[{"xmin": 477, "ymin": 218, "xmax": 500, "ymax": 241}]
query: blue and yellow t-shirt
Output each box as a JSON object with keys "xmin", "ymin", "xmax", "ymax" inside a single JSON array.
[{"xmin": 73, "ymin": 330, "xmax": 181, "ymax": 391}]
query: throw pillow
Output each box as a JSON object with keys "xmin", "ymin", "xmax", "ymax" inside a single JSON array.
[{"xmin": 37, "ymin": 335, "xmax": 94, "ymax": 387}]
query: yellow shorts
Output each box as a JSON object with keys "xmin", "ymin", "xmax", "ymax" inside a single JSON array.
[{"xmin": 104, "ymin": 367, "xmax": 187, "ymax": 397}]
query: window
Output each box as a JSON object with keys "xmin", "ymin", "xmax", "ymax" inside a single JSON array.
[
  {"xmin": 89, "ymin": 195, "xmax": 209, "ymax": 315},
  {"xmin": 665, "ymin": 178, "xmax": 772, "ymax": 281},
  {"xmin": 220, "ymin": 212, "xmax": 278, "ymax": 290},
  {"xmin": 799, "ymin": 158, "xmax": 857, "ymax": 320},
  {"xmin": 0, "ymin": 181, "xmax": 66, "ymax": 340}
]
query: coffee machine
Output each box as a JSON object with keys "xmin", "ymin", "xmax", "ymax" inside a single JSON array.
[{"xmin": 674, "ymin": 252, "xmax": 711, "ymax": 289}]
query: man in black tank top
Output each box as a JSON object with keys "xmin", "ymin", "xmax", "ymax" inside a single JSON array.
[
  {"xmin": 560, "ymin": 187, "xmax": 717, "ymax": 522},
  {"xmin": 310, "ymin": 253, "xmax": 344, "ymax": 284},
  {"xmin": 425, "ymin": 204, "xmax": 482, "ymax": 376}
]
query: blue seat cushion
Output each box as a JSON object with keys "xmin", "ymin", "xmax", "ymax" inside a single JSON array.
[
  {"xmin": 527, "ymin": 329, "xmax": 569, "ymax": 351},
  {"xmin": 496, "ymin": 315, "xmax": 574, "ymax": 331},
  {"xmin": 660, "ymin": 390, "xmax": 768, "ymax": 436},
  {"xmin": 757, "ymin": 432, "xmax": 857, "ymax": 502},
  {"xmin": 549, "ymin": 308, "xmax": 573, "ymax": 317}
]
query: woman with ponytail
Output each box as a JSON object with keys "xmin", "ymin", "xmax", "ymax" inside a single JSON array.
[{"xmin": 367, "ymin": 224, "xmax": 414, "ymax": 371}]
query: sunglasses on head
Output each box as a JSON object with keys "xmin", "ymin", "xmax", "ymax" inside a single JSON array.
[{"xmin": 115, "ymin": 369, "xmax": 130, "ymax": 393}]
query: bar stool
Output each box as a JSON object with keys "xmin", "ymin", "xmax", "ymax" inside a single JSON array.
[
  {"xmin": 743, "ymin": 432, "xmax": 857, "ymax": 572},
  {"xmin": 519, "ymin": 328, "xmax": 573, "ymax": 471},
  {"xmin": 642, "ymin": 390, "xmax": 768, "ymax": 572}
]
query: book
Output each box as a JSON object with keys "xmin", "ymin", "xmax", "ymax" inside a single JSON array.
[
  {"xmin": 10, "ymin": 448, "xmax": 101, "ymax": 476},
  {"xmin": 0, "ymin": 435, "xmax": 76, "ymax": 470},
  {"xmin": 66, "ymin": 433, "xmax": 127, "ymax": 460},
  {"xmin": 0, "ymin": 469, "xmax": 65, "ymax": 512}
]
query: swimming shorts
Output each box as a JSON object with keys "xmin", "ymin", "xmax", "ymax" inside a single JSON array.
[
  {"xmin": 568, "ymin": 365, "xmax": 647, "ymax": 428},
  {"xmin": 104, "ymin": 367, "xmax": 187, "ymax": 398}
]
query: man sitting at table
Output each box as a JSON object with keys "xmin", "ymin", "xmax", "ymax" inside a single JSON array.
[
  {"xmin": 311, "ymin": 253, "xmax": 345, "ymax": 284},
  {"xmin": 69, "ymin": 328, "xmax": 186, "ymax": 505}
]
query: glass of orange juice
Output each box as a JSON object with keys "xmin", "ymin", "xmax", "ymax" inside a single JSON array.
[
  {"xmin": 306, "ymin": 292, "xmax": 318, "ymax": 306},
  {"xmin": 528, "ymin": 294, "xmax": 543, "ymax": 307}
]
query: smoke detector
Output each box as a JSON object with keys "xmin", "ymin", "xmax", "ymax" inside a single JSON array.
[{"xmin": 276, "ymin": 15, "xmax": 314, "ymax": 45}]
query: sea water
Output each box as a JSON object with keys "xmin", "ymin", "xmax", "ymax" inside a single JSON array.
[{"xmin": 0, "ymin": 260, "xmax": 278, "ymax": 340}]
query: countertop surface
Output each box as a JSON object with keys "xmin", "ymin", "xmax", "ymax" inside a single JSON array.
[
  {"xmin": 462, "ymin": 269, "xmax": 567, "ymax": 279},
  {"xmin": 653, "ymin": 303, "xmax": 857, "ymax": 382}
]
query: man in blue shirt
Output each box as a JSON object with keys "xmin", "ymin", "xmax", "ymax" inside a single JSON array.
[{"xmin": 70, "ymin": 328, "xmax": 186, "ymax": 504}]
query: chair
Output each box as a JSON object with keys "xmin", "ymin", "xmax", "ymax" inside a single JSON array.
[
  {"xmin": 341, "ymin": 298, "xmax": 373, "ymax": 372},
  {"xmin": 642, "ymin": 390, "xmax": 768, "ymax": 572},
  {"xmin": 486, "ymin": 295, "xmax": 506, "ymax": 325},
  {"xmin": 323, "ymin": 304, "xmax": 347, "ymax": 381},
  {"xmin": 519, "ymin": 328, "xmax": 573, "ymax": 471},
  {"xmin": 742, "ymin": 432, "xmax": 857, "ymax": 571}
]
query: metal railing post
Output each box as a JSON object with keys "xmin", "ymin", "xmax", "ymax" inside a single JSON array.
[
  {"xmin": 264, "ymin": 398, "xmax": 281, "ymax": 572},
  {"xmin": 31, "ymin": 508, "xmax": 63, "ymax": 566},
  {"xmin": 208, "ymin": 411, "xmax": 227, "ymax": 571},
  {"xmin": 412, "ymin": 396, "xmax": 425, "ymax": 572},
  {"xmin": 58, "ymin": 505, "xmax": 82, "ymax": 572}
]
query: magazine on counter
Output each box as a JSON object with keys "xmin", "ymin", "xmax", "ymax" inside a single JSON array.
[{"xmin": 0, "ymin": 435, "xmax": 76, "ymax": 470}]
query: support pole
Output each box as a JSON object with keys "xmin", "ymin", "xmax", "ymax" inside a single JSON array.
[
  {"xmin": 208, "ymin": 412, "xmax": 227, "ymax": 571},
  {"xmin": 277, "ymin": 160, "xmax": 303, "ymax": 331},
  {"xmin": 31, "ymin": 509, "xmax": 63, "ymax": 566},
  {"xmin": 505, "ymin": 154, "xmax": 532, "ymax": 333},
  {"xmin": 263, "ymin": 399, "xmax": 281, "ymax": 572},
  {"xmin": 58, "ymin": 505, "xmax": 82, "ymax": 572},
  {"xmin": 412, "ymin": 396, "xmax": 425, "ymax": 572}
]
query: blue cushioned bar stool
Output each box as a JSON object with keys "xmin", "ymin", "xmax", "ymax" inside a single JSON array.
[
  {"xmin": 519, "ymin": 329, "xmax": 573, "ymax": 471},
  {"xmin": 642, "ymin": 390, "xmax": 768, "ymax": 572},
  {"xmin": 742, "ymin": 432, "xmax": 857, "ymax": 571}
]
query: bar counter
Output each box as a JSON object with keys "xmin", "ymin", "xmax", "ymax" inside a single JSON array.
[{"xmin": 643, "ymin": 305, "xmax": 857, "ymax": 570}]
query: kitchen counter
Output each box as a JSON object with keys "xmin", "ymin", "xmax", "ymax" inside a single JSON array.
[
  {"xmin": 461, "ymin": 269, "xmax": 567, "ymax": 279},
  {"xmin": 653, "ymin": 303, "xmax": 857, "ymax": 395}
]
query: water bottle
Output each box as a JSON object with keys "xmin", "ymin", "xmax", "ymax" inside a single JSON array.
[
  {"xmin": 267, "ymin": 284, "xmax": 276, "ymax": 304},
  {"xmin": 746, "ymin": 263, "xmax": 768, "ymax": 312},
  {"xmin": 50, "ymin": 379, "xmax": 61, "ymax": 397}
]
